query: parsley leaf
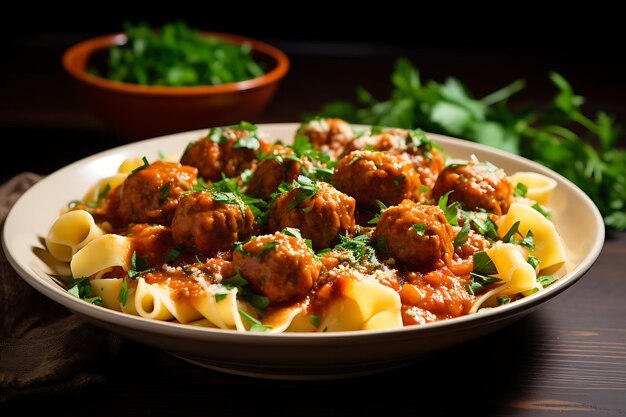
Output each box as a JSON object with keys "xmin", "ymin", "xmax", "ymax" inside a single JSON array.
[
  {"xmin": 67, "ymin": 277, "xmax": 103, "ymax": 306},
  {"xmin": 532, "ymin": 203, "xmax": 552, "ymax": 219},
  {"xmin": 128, "ymin": 251, "xmax": 155, "ymax": 279},
  {"xmin": 308, "ymin": 315, "xmax": 321, "ymax": 328},
  {"xmin": 368, "ymin": 200, "xmax": 388, "ymax": 225},
  {"xmin": 118, "ymin": 277, "xmax": 129, "ymax": 305},
  {"xmin": 159, "ymin": 182, "xmax": 171, "ymax": 202},
  {"xmin": 538, "ymin": 275, "xmax": 558, "ymax": 288},
  {"xmin": 393, "ymin": 174, "xmax": 405, "ymax": 187},
  {"xmin": 131, "ymin": 156, "xmax": 150, "ymax": 174},
  {"xmin": 256, "ymin": 241, "xmax": 278, "ymax": 259},
  {"xmin": 238, "ymin": 309, "xmax": 273, "ymax": 332},
  {"xmin": 453, "ymin": 220, "xmax": 471, "ymax": 247},
  {"xmin": 411, "ymin": 223, "xmax": 426, "ymax": 236},
  {"xmin": 513, "ymin": 182, "xmax": 528, "ymax": 197}
]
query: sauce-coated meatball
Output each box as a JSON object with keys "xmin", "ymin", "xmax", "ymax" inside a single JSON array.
[
  {"xmin": 117, "ymin": 161, "xmax": 197, "ymax": 225},
  {"xmin": 372, "ymin": 200, "xmax": 455, "ymax": 268},
  {"xmin": 233, "ymin": 232, "xmax": 322, "ymax": 304},
  {"xmin": 245, "ymin": 145, "xmax": 312, "ymax": 199},
  {"xmin": 331, "ymin": 150, "xmax": 422, "ymax": 210},
  {"xmin": 268, "ymin": 182, "xmax": 356, "ymax": 250},
  {"xmin": 171, "ymin": 191, "xmax": 254, "ymax": 254},
  {"xmin": 347, "ymin": 129, "xmax": 445, "ymax": 191},
  {"xmin": 299, "ymin": 118, "xmax": 353, "ymax": 159},
  {"xmin": 180, "ymin": 127, "xmax": 271, "ymax": 181},
  {"xmin": 432, "ymin": 161, "xmax": 512, "ymax": 215}
]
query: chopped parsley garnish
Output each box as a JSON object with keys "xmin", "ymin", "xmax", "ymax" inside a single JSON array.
[
  {"xmin": 165, "ymin": 244, "xmax": 184, "ymax": 262},
  {"xmin": 288, "ymin": 175, "xmax": 319, "ymax": 210},
  {"xmin": 97, "ymin": 183, "xmax": 111, "ymax": 200},
  {"xmin": 370, "ymin": 125, "xmax": 385, "ymax": 135},
  {"xmin": 128, "ymin": 251, "xmax": 155, "ymax": 279},
  {"xmin": 211, "ymin": 190, "xmax": 246, "ymax": 216},
  {"xmin": 538, "ymin": 275, "xmax": 558, "ymax": 288},
  {"xmin": 501, "ymin": 221, "xmax": 535, "ymax": 250},
  {"xmin": 308, "ymin": 315, "xmax": 321, "ymax": 328},
  {"xmin": 368, "ymin": 200, "xmax": 388, "ymax": 225},
  {"xmin": 497, "ymin": 296, "xmax": 511, "ymax": 305},
  {"xmin": 214, "ymin": 293, "xmax": 227, "ymax": 303},
  {"xmin": 453, "ymin": 220, "xmax": 471, "ymax": 248},
  {"xmin": 437, "ymin": 191, "xmax": 460, "ymax": 226},
  {"xmin": 131, "ymin": 156, "xmax": 150, "ymax": 174},
  {"xmin": 222, "ymin": 267, "xmax": 270, "ymax": 310},
  {"xmin": 411, "ymin": 223, "xmax": 426, "ymax": 236},
  {"xmin": 238, "ymin": 309, "xmax": 273, "ymax": 332},
  {"xmin": 467, "ymin": 251, "xmax": 502, "ymax": 295},
  {"xmin": 532, "ymin": 203, "xmax": 552, "ymax": 219},
  {"xmin": 282, "ymin": 227, "xmax": 302, "ymax": 239},
  {"xmin": 527, "ymin": 255, "xmax": 540, "ymax": 269},
  {"xmin": 256, "ymin": 241, "xmax": 278, "ymax": 259},
  {"xmin": 66, "ymin": 277, "xmax": 103, "ymax": 306},
  {"xmin": 419, "ymin": 185, "xmax": 429, "ymax": 194},
  {"xmin": 159, "ymin": 182, "xmax": 171, "ymax": 202},
  {"xmin": 501, "ymin": 221, "xmax": 521, "ymax": 243},
  {"xmin": 118, "ymin": 277, "xmax": 129, "ymax": 305},
  {"xmin": 513, "ymin": 182, "xmax": 528, "ymax": 197},
  {"xmin": 67, "ymin": 200, "xmax": 83, "ymax": 209},
  {"xmin": 393, "ymin": 174, "xmax": 405, "ymax": 187},
  {"xmin": 334, "ymin": 233, "xmax": 378, "ymax": 265},
  {"xmin": 470, "ymin": 211, "xmax": 499, "ymax": 240}
]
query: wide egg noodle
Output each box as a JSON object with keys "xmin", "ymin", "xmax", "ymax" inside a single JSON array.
[
  {"xmin": 496, "ymin": 203, "xmax": 567, "ymax": 272},
  {"xmin": 319, "ymin": 277, "xmax": 402, "ymax": 332},
  {"xmin": 70, "ymin": 234, "xmax": 131, "ymax": 279},
  {"xmin": 134, "ymin": 278, "xmax": 204, "ymax": 323},
  {"xmin": 90, "ymin": 277, "xmax": 123, "ymax": 312},
  {"xmin": 82, "ymin": 173, "xmax": 128, "ymax": 204},
  {"xmin": 470, "ymin": 243, "xmax": 538, "ymax": 313},
  {"xmin": 46, "ymin": 210, "xmax": 104, "ymax": 262},
  {"xmin": 508, "ymin": 172, "xmax": 557, "ymax": 205}
]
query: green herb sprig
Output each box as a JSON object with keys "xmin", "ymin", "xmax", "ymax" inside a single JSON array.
[{"xmin": 320, "ymin": 58, "xmax": 625, "ymax": 230}]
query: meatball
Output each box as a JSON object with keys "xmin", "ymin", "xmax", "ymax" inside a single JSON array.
[
  {"xmin": 299, "ymin": 118, "xmax": 353, "ymax": 159},
  {"xmin": 117, "ymin": 161, "xmax": 197, "ymax": 225},
  {"xmin": 268, "ymin": 182, "xmax": 356, "ymax": 250},
  {"xmin": 331, "ymin": 150, "xmax": 422, "ymax": 210},
  {"xmin": 246, "ymin": 145, "xmax": 313, "ymax": 199},
  {"xmin": 180, "ymin": 126, "xmax": 271, "ymax": 181},
  {"xmin": 233, "ymin": 232, "xmax": 322, "ymax": 304},
  {"xmin": 171, "ymin": 191, "xmax": 254, "ymax": 254},
  {"xmin": 372, "ymin": 200, "xmax": 455, "ymax": 268},
  {"xmin": 432, "ymin": 161, "xmax": 513, "ymax": 215},
  {"xmin": 347, "ymin": 129, "xmax": 445, "ymax": 191}
]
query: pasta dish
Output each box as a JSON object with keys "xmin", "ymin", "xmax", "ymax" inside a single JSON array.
[{"xmin": 45, "ymin": 120, "xmax": 567, "ymax": 333}]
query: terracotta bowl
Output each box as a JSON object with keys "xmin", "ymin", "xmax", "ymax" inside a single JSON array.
[{"xmin": 63, "ymin": 32, "xmax": 289, "ymax": 140}]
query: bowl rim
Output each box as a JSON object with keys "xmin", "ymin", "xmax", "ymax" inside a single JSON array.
[{"xmin": 62, "ymin": 31, "xmax": 290, "ymax": 96}]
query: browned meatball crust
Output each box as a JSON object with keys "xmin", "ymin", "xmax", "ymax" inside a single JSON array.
[
  {"xmin": 233, "ymin": 232, "xmax": 322, "ymax": 304},
  {"xmin": 171, "ymin": 191, "xmax": 254, "ymax": 254},
  {"xmin": 331, "ymin": 150, "xmax": 422, "ymax": 210},
  {"xmin": 268, "ymin": 182, "xmax": 356, "ymax": 250},
  {"xmin": 117, "ymin": 161, "xmax": 197, "ymax": 225},
  {"xmin": 346, "ymin": 129, "xmax": 445, "ymax": 192},
  {"xmin": 372, "ymin": 199, "xmax": 455, "ymax": 268},
  {"xmin": 299, "ymin": 118, "xmax": 354, "ymax": 159},
  {"xmin": 432, "ymin": 161, "xmax": 513, "ymax": 215},
  {"xmin": 246, "ymin": 145, "xmax": 313, "ymax": 199},
  {"xmin": 180, "ymin": 127, "xmax": 271, "ymax": 181}
]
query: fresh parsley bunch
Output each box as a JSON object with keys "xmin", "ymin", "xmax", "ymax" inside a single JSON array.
[{"xmin": 320, "ymin": 58, "xmax": 625, "ymax": 230}]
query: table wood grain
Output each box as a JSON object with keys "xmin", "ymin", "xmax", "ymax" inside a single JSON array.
[{"xmin": 2, "ymin": 36, "xmax": 625, "ymax": 416}]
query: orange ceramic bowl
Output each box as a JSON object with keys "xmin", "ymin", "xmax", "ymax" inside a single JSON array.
[{"xmin": 63, "ymin": 32, "xmax": 289, "ymax": 140}]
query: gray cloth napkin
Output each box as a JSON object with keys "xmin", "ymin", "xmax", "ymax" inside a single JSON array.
[{"xmin": 0, "ymin": 173, "xmax": 107, "ymax": 402}]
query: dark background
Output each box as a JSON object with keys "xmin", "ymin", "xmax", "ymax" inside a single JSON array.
[{"xmin": 2, "ymin": 11, "xmax": 625, "ymax": 183}]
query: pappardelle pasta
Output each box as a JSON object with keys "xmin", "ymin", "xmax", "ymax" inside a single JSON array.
[{"xmin": 46, "ymin": 120, "xmax": 567, "ymax": 333}]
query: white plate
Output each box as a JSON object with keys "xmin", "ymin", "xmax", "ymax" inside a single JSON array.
[{"xmin": 1, "ymin": 123, "xmax": 605, "ymax": 379}]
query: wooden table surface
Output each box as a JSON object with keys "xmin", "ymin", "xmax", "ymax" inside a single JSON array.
[{"xmin": 2, "ymin": 36, "xmax": 625, "ymax": 416}]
